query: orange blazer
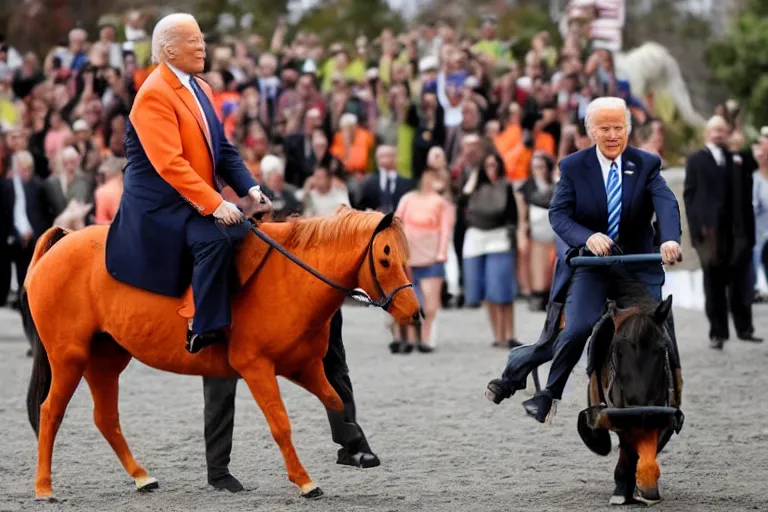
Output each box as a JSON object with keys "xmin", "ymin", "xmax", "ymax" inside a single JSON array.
[{"xmin": 129, "ymin": 62, "xmax": 223, "ymax": 216}]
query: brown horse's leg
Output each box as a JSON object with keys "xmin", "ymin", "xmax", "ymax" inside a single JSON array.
[
  {"xmin": 240, "ymin": 360, "xmax": 321, "ymax": 498},
  {"xmin": 633, "ymin": 429, "xmax": 661, "ymax": 505},
  {"xmin": 83, "ymin": 339, "xmax": 157, "ymax": 491},
  {"xmin": 293, "ymin": 358, "xmax": 344, "ymax": 413},
  {"xmin": 35, "ymin": 358, "xmax": 87, "ymax": 500}
]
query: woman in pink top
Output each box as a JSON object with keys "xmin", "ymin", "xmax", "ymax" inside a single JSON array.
[
  {"xmin": 44, "ymin": 111, "xmax": 72, "ymax": 160},
  {"xmin": 395, "ymin": 169, "xmax": 456, "ymax": 353},
  {"xmin": 93, "ymin": 156, "xmax": 125, "ymax": 224}
]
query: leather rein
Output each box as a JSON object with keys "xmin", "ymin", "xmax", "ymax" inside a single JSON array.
[{"xmin": 243, "ymin": 219, "xmax": 413, "ymax": 311}]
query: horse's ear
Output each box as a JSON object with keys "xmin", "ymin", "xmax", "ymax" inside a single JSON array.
[
  {"xmin": 374, "ymin": 212, "xmax": 395, "ymax": 234},
  {"xmin": 654, "ymin": 295, "xmax": 673, "ymax": 325}
]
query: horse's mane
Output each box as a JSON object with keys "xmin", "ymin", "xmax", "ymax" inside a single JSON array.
[
  {"xmin": 610, "ymin": 270, "xmax": 665, "ymax": 347},
  {"xmin": 283, "ymin": 207, "xmax": 409, "ymax": 257}
]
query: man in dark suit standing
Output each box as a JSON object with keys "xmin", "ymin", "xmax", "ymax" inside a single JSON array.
[
  {"xmin": 485, "ymin": 97, "xmax": 683, "ymax": 422},
  {"xmin": 283, "ymin": 108, "xmax": 325, "ymax": 187},
  {"xmin": 0, "ymin": 150, "xmax": 54, "ymax": 309},
  {"xmin": 356, "ymin": 145, "xmax": 413, "ymax": 212},
  {"xmin": 683, "ymin": 115, "xmax": 762, "ymax": 349},
  {"xmin": 203, "ymin": 309, "xmax": 379, "ymax": 492}
]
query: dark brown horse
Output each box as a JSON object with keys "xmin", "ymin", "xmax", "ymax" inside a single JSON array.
[{"xmin": 578, "ymin": 281, "xmax": 684, "ymax": 506}]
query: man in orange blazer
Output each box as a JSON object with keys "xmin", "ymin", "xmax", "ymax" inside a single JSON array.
[{"xmin": 106, "ymin": 13, "xmax": 272, "ymax": 354}]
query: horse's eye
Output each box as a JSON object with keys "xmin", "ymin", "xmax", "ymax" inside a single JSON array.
[
  {"xmin": 383, "ymin": 245, "xmax": 391, "ymax": 255},
  {"xmin": 379, "ymin": 258, "xmax": 390, "ymax": 268}
]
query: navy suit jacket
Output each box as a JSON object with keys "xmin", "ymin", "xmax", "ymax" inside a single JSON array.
[
  {"xmin": 548, "ymin": 145, "xmax": 681, "ymax": 303},
  {"xmin": 106, "ymin": 104, "xmax": 258, "ymax": 298}
]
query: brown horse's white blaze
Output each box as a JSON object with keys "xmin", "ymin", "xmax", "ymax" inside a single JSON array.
[{"xmin": 24, "ymin": 208, "xmax": 420, "ymax": 501}]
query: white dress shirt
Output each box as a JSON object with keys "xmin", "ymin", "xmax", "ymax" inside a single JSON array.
[
  {"xmin": 379, "ymin": 169, "xmax": 399, "ymax": 194},
  {"xmin": 705, "ymin": 142, "xmax": 725, "ymax": 167},
  {"xmin": 595, "ymin": 146, "xmax": 623, "ymax": 188},
  {"xmin": 12, "ymin": 173, "xmax": 33, "ymax": 240}
]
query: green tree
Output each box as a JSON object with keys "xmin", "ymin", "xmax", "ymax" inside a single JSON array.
[
  {"xmin": 294, "ymin": 0, "xmax": 404, "ymax": 46},
  {"xmin": 707, "ymin": 1, "xmax": 768, "ymax": 128}
]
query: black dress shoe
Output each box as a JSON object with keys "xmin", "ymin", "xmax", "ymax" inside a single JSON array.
[
  {"xmin": 524, "ymin": 391, "xmax": 554, "ymax": 423},
  {"xmin": 186, "ymin": 329, "xmax": 227, "ymax": 354},
  {"xmin": 485, "ymin": 378, "xmax": 515, "ymax": 404},
  {"xmin": 709, "ymin": 337, "xmax": 726, "ymax": 350},
  {"xmin": 416, "ymin": 343, "xmax": 434, "ymax": 353},
  {"xmin": 737, "ymin": 332, "xmax": 763, "ymax": 343},
  {"xmin": 208, "ymin": 474, "xmax": 244, "ymax": 492}
]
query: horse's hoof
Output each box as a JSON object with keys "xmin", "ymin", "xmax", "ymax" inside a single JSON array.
[
  {"xmin": 337, "ymin": 450, "xmax": 380, "ymax": 469},
  {"xmin": 609, "ymin": 494, "xmax": 626, "ymax": 506},
  {"xmin": 301, "ymin": 487, "xmax": 324, "ymax": 500},
  {"xmin": 135, "ymin": 475, "xmax": 159, "ymax": 492},
  {"xmin": 634, "ymin": 486, "xmax": 661, "ymax": 506},
  {"xmin": 609, "ymin": 493, "xmax": 638, "ymax": 506},
  {"xmin": 35, "ymin": 495, "xmax": 58, "ymax": 503}
]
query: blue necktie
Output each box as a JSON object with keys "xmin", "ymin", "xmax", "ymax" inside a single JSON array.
[
  {"xmin": 188, "ymin": 76, "xmax": 220, "ymax": 165},
  {"xmin": 606, "ymin": 161, "xmax": 622, "ymax": 240}
]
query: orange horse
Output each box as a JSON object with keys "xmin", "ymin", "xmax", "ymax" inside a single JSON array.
[{"xmin": 23, "ymin": 207, "xmax": 420, "ymax": 501}]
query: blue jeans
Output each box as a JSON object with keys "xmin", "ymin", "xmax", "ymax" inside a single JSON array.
[
  {"xmin": 411, "ymin": 262, "xmax": 446, "ymax": 306},
  {"xmin": 463, "ymin": 251, "xmax": 517, "ymax": 305}
]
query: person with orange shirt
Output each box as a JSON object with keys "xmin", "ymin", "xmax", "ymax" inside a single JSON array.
[
  {"xmin": 104, "ymin": 14, "xmax": 273, "ymax": 355},
  {"xmin": 330, "ymin": 112, "xmax": 375, "ymax": 177}
]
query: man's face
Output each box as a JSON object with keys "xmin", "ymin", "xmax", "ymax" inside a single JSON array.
[
  {"xmin": 305, "ymin": 110, "xmax": 322, "ymax": 132},
  {"xmin": 7, "ymin": 129, "xmax": 27, "ymax": 152},
  {"xmin": 376, "ymin": 148, "xmax": 396, "ymax": 170},
  {"xmin": 61, "ymin": 152, "xmax": 80, "ymax": 177},
  {"xmin": 590, "ymin": 107, "xmax": 629, "ymax": 160},
  {"xmin": 706, "ymin": 122, "xmax": 729, "ymax": 147},
  {"xmin": 168, "ymin": 21, "xmax": 206, "ymax": 75},
  {"xmin": 15, "ymin": 158, "xmax": 33, "ymax": 182},
  {"xmin": 100, "ymin": 26, "xmax": 116, "ymax": 42}
]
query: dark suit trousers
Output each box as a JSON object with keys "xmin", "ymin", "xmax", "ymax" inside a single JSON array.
[
  {"xmin": 203, "ymin": 309, "xmax": 369, "ymax": 478},
  {"xmin": 0, "ymin": 240, "xmax": 35, "ymax": 306},
  {"xmin": 546, "ymin": 267, "xmax": 661, "ymax": 400},
  {"xmin": 0, "ymin": 242, "xmax": 11, "ymax": 306},
  {"xmin": 186, "ymin": 217, "xmax": 250, "ymax": 334},
  {"xmin": 701, "ymin": 255, "xmax": 754, "ymax": 339}
]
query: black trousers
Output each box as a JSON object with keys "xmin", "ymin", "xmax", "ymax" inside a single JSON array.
[
  {"xmin": 702, "ymin": 255, "xmax": 754, "ymax": 340},
  {"xmin": 203, "ymin": 309, "xmax": 370, "ymax": 479},
  {"xmin": 0, "ymin": 240, "xmax": 34, "ymax": 307}
]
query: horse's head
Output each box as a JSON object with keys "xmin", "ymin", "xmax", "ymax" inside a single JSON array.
[
  {"xmin": 605, "ymin": 295, "xmax": 673, "ymax": 408},
  {"xmin": 355, "ymin": 211, "xmax": 422, "ymax": 326}
]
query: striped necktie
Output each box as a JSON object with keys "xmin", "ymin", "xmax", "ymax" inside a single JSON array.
[{"xmin": 606, "ymin": 161, "xmax": 622, "ymax": 240}]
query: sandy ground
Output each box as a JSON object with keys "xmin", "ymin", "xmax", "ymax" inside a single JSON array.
[{"xmin": 1, "ymin": 302, "xmax": 767, "ymax": 512}]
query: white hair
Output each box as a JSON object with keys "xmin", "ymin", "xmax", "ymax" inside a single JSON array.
[
  {"xmin": 151, "ymin": 13, "xmax": 198, "ymax": 64},
  {"xmin": 260, "ymin": 155, "xmax": 284, "ymax": 178},
  {"xmin": 705, "ymin": 115, "xmax": 728, "ymax": 131},
  {"xmin": 584, "ymin": 97, "xmax": 632, "ymax": 140}
]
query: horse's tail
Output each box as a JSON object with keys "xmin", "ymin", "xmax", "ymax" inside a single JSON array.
[{"xmin": 24, "ymin": 226, "xmax": 69, "ymax": 437}]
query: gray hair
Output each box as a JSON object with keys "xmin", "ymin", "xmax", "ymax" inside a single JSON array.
[
  {"xmin": 584, "ymin": 97, "xmax": 632, "ymax": 141},
  {"xmin": 260, "ymin": 155, "xmax": 284, "ymax": 178},
  {"xmin": 151, "ymin": 13, "xmax": 198, "ymax": 64}
]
